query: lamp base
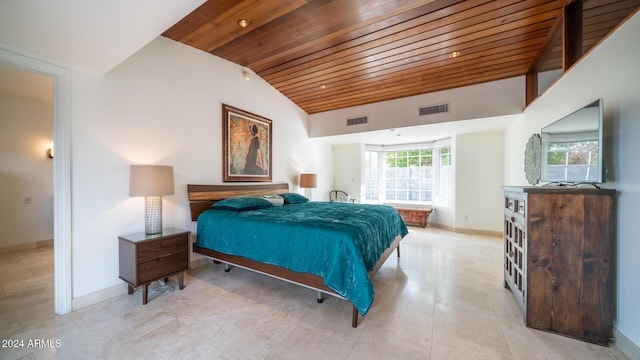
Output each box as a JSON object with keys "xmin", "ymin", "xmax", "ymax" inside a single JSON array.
[{"xmin": 144, "ymin": 196, "xmax": 162, "ymax": 235}]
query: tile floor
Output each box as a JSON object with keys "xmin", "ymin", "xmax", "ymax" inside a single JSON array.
[{"xmin": 0, "ymin": 228, "xmax": 629, "ymax": 359}]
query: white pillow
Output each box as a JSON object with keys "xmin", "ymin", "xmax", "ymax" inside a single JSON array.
[
  {"xmin": 262, "ymin": 195, "xmax": 284, "ymax": 206},
  {"xmin": 264, "ymin": 198, "xmax": 284, "ymax": 206}
]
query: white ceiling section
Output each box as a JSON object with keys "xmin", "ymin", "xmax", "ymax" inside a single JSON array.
[{"xmin": 0, "ymin": 0, "xmax": 205, "ymax": 73}]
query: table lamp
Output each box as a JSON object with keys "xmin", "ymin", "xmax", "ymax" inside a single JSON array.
[
  {"xmin": 299, "ymin": 173, "xmax": 317, "ymax": 200},
  {"xmin": 130, "ymin": 165, "xmax": 174, "ymax": 235}
]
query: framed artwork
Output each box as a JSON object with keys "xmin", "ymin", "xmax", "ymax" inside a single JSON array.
[{"xmin": 222, "ymin": 104, "xmax": 272, "ymax": 182}]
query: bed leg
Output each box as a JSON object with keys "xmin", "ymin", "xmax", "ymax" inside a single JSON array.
[
  {"xmin": 397, "ymin": 244, "xmax": 400, "ymax": 258},
  {"xmin": 352, "ymin": 305, "xmax": 358, "ymax": 328},
  {"xmin": 316, "ymin": 291, "xmax": 324, "ymax": 303},
  {"xmin": 224, "ymin": 263, "xmax": 231, "ymax": 272}
]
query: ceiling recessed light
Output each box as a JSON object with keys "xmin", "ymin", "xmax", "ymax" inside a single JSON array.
[
  {"xmin": 448, "ymin": 51, "xmax": 460, "ymax": 59},
  {"xmin": 238, "ymin": 19, "xmax": 250, "ymax": 28},
  {"xmin": 321, "ymin": 84, "xmax": 327, "ymax": 89}
]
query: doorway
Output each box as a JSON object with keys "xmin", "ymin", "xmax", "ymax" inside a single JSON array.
[
  {"xmin": 0, "ymin": 46, "xmax": 72, "ymax": 315},
  {"xmin": 0, "ymin": 64, "xmax": 54, "ymax": 328}
]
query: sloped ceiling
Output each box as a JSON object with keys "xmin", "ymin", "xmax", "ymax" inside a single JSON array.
[
  {"xmin": 1, "ymin": 0, "xmax": 637, "ymax": 117},
  {"xmin": 0, "ymin": 0, "xmax": 205, "ymax": 74},
  {"xmin": 165, "ymin": 0, "xmax": 640, "ymax": 114}
]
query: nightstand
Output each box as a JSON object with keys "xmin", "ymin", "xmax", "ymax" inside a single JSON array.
[{"xmin": 118, "ymin": 228, "xmax": 190, "ymax": 304}]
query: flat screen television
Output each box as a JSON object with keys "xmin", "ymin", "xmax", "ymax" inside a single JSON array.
[{"xmin": 540, "ymin": 99, "xmax": 604, "ymax": 184}]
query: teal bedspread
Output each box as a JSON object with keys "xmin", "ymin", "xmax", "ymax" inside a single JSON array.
[{"xmin": 196, "ymin": 201, "xmax": 408, "ymax": 315}]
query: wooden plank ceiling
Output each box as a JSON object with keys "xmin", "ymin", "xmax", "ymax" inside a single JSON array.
[{"xmin": 163, "ymin": 0, "xmax": 638, "ymax": 114}]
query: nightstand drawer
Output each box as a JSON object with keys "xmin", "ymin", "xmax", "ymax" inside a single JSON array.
[
  {"xmin": 137, "ymin": 235, "xmax": 187, "ymax": 264},
  {"xmin": 137, "ymin": 252, "xmax": 188, "ymax": 283}
]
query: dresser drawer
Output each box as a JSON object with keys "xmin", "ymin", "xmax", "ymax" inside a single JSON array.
[
  {"xmin": 137, "ymin": 235, "xmax": 188, "ymax": 264},
  {"xmin": 137, "ymin": 252, "xmax": 188, "ymax": 283}
]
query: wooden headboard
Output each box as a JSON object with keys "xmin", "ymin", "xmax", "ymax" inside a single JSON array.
[{"xmin": 187, "ymin": 183, "xmax": 289, "ymax": 221}]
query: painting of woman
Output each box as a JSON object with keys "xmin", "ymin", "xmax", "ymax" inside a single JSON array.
[{"xmin": 223, "ymin": 104, "xmax": 272, "ymax": 182}]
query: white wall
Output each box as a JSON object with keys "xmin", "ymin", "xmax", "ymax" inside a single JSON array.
[
  {"xmin": 0, "ymin": 92, "xmax": 53, "ymax": 246},
  {"xmin": 537, "ymin": 69, "xmax": 563, "ymax": 97},
  {"xmin": 455, "ymin": 131, "xmax": 504, "ymax": 232},
  {"xmin": 296, "ymin": 138, "xmax": 333, "ymax": 202},
  {"xmin": 504, "ymin": 12, "xmax": 640, "ymax": 350},
  {"xmin": 332, "ymin": 143, "xmax": 363, "ymax": 202},
  {"xmin": 65, "ymin": 36, "xmax": 330, "ymax": 298},
  {"xmin": 308, "ymin": 76, "xmax": 524, "ymax": 138}
]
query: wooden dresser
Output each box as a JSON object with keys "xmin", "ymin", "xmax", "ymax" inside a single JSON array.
[
  {"xmin": 503, "ymin": 186, "xmax": 615, "ymax": 345},
  {"xmin": 395, "ymin": 207, "xmax": 432, "ymax": 228}
]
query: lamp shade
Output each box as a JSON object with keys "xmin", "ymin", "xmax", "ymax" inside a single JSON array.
[
  {"xmin": 129, "ymin": 165, "xmax": 175, "ymax": 196},
  {"xmin": 299, "ymin": 173, "xmax": 317, "ymax": 189}
]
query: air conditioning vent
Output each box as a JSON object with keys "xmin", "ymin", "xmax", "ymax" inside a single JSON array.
[
  {"xmin": 346, "ymin": 116, "xmax": 368, "ymax": 126},
  {"xmin": 419, "ymin": 103, "xmax": 449, "ymax": 116}
]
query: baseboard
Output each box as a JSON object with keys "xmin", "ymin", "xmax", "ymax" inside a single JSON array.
[
  {"xmin": 0, "ymin": 239, "xmax": 53, "ymax": 254},
  {"xmin": 614, "ymin": 327, "xmax": 640, "ymax": 360},
  {"xmin": 72, "ymin": 258, "xmax": 208, "ymax": 311},
  {"xmin": 429, "ymin": 223, "xmax": 502, "ymax": 237},
  {"xmin": 72, "ymin": 283, "xmax": 126, "ymax": 311}
]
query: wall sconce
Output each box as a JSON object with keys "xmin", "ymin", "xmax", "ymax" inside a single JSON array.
[
  {"xmin": 47, "ymin": 141, "xmax": 54, "ymax": 159},
  {"xmin": 129, "ymin": 165, "xmax": 175, "ymax": 235},
  {"xmin": 299, "ymin": 173, "xmax": 317, "ymax": 200}
]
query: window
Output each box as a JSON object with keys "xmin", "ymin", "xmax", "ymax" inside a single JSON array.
[
  {"xmin": 364, "ymin": 142, "xmax": 452, "ymax": 206},
  {"xmin": 384, "ymin": 150, "xmax": 433, "ymax": 202}
]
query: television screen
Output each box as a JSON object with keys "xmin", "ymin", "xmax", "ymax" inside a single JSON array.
[{"xmin": 540, "ymin": 99, "xmax": 604, "ymax": 183}]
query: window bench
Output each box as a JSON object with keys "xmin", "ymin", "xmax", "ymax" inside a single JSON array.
[{"xmin": 394, "ymin": 207, "xmax": 432, "ymax": 228}]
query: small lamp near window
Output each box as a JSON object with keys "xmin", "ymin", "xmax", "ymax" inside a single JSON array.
[
  {"xmin": 129, "ymin": 165, "xmax": 174, "ymax": 235},
  {"xmin": 299, "ymin": 173, "xmax": 317, "ymax": 200}
]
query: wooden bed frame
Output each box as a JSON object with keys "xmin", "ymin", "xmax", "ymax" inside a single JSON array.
[{"xmin": 187, "ymin": 183, "xmax": 401, "ymax": 327}]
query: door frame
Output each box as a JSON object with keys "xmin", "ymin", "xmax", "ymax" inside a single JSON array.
[{"xmin": 0, "ymin": 44, "xmax": 73, "ymax": 314}]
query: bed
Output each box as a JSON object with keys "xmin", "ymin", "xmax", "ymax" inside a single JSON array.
[{"xmin": 188, "ymin": 183, "xmax": 408, "ymax": 327}]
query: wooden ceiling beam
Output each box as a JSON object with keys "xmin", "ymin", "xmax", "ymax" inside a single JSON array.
[{"xmin": 563, "ymin": 0, "xmax": 583, "ymax": 70}]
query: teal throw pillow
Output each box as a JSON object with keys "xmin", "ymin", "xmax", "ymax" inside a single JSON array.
[
  {"xmin": 280, "ymin": 193, "xmax": 309, "ymax": 204},
  {"xmin": 212, "ymin": 196, "xmax": 272, "ymax": 211}
]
